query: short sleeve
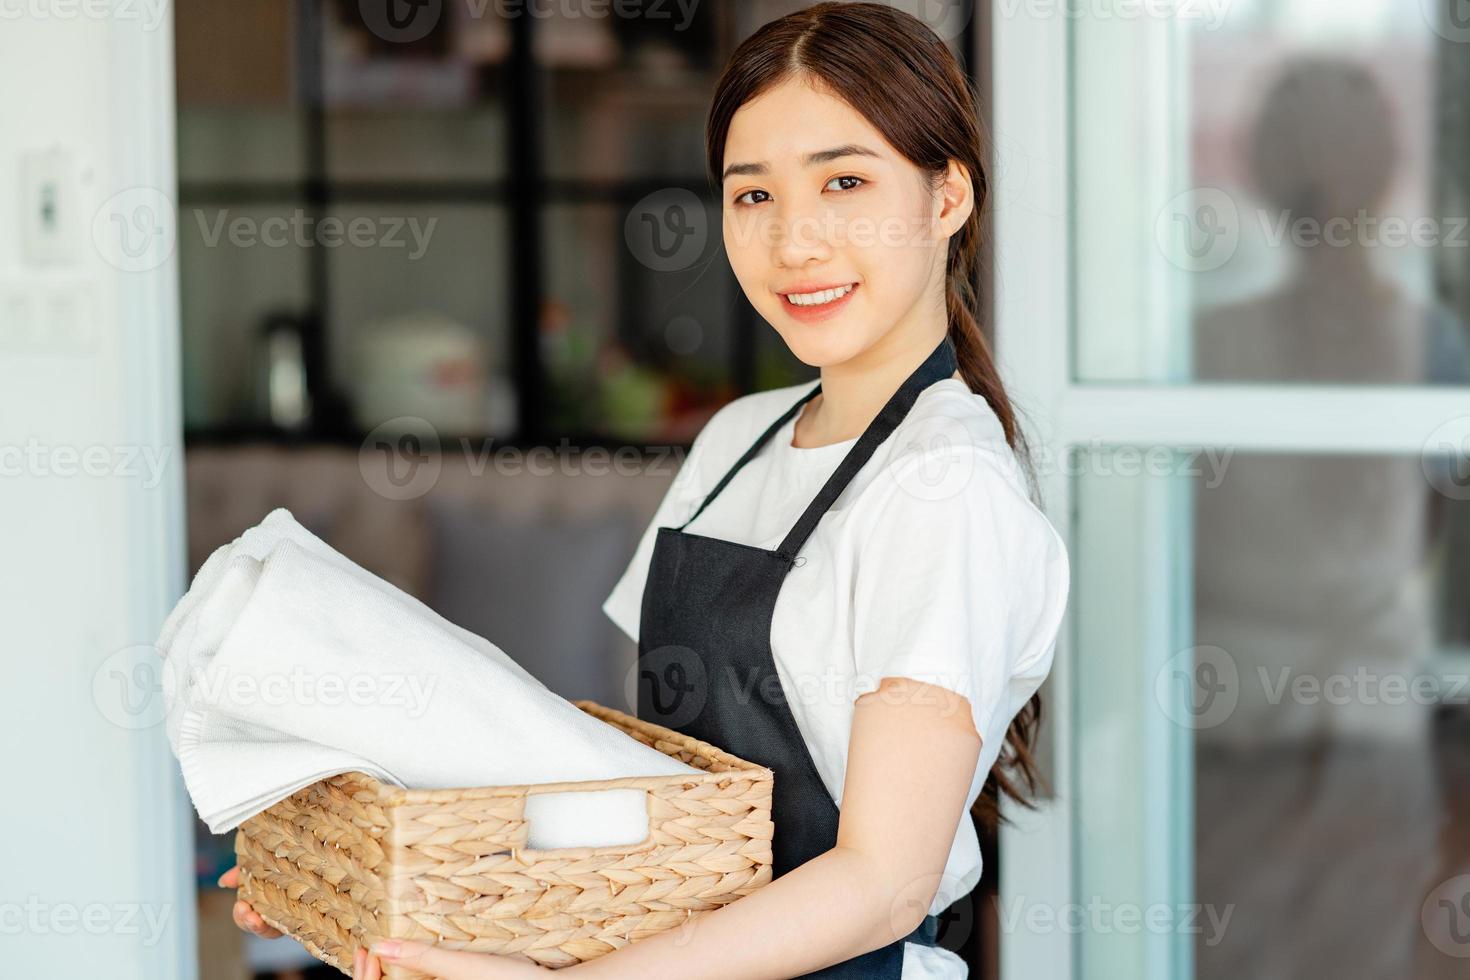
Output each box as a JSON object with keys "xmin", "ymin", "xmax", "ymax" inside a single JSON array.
[
  {"xmin": 600, "ymin": 422, "xmax": 716, "ymax": 643},
  {"xmin": 849, "ymin": 445, "xmax": 1070, "ymax": 746}
]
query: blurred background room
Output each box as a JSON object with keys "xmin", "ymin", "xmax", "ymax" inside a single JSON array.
[{"xmin": 3, "ymin": 0, "xmax": 1470, "ymax": 978}]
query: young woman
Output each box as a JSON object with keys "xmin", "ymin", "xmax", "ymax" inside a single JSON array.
[{"xmin": 225, "ymin": 4, "xmax": 1070, "ymax": 977}]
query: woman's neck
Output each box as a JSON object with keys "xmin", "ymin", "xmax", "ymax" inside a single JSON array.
[{"xmin": 791, "ymin": 325, "xmax": 955, "ymax": 448}]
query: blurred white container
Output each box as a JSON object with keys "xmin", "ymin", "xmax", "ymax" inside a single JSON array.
[{"xmin": 346, "ymin": 312, "xmax": 513, "ymax": 434}]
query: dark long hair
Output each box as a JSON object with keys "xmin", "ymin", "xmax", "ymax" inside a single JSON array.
[{"xmin": 705, "ymin": 1, "xmax": 1045, "ymax": 834}]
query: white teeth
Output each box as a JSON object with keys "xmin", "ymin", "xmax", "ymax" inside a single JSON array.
[{"xmin": 785, "ymin": 284, "xmax": 854, "ymax": 307}]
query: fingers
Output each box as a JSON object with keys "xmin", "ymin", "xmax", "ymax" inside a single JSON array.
[
  {"xmin": 374, "ymin": 940, "xmax": 488, "ymax": 978},
  {"xmin": 352, "ymin": 947, "xmax": 382, "ymax": 980},
  {"xmin": 221, "ymin": 866, "xmax": 282, "ymax": 939},
  {"xmin": 231, "ymin": 900, "xmax": 283, "ymax": 939}
]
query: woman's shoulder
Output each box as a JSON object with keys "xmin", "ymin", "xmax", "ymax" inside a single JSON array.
[
  {"xmin": 880, "ymin": 378, "xmax": 1024, "ymax": 487},
  {"xmin": 869, "ymin": 380, "xmax": 1066, "ymax": 562},
  {"xmin": 901, "ymin": 377, "xmax": 1011, "ymax": 447}
]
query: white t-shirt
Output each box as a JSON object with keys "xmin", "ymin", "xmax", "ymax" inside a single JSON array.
[{"xmin": 601, "ymin": 376, "xmax": 1071, "ymax": 979}]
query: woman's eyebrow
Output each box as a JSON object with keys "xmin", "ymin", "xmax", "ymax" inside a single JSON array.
[{"xmin": 721, "ymin": 143, "xmax": 881, "ymax": 182}]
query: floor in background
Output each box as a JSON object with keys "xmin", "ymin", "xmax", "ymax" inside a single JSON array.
[{"xmin": 1196, "ymin": 706, "xmax": 1470, "ymax": 980}]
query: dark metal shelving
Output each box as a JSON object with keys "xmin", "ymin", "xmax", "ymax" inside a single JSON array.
[{"xmin": 179, "ymin": 1, "xmax": 979, "ymax": 451}]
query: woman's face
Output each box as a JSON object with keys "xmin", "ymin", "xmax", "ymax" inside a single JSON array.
[{"xmin": 720, "ymin": 75, "xmax": 969, "ymax": 369}]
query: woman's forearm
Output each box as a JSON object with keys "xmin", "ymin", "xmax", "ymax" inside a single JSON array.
[{"xmin": 564, "ymin": 844, "xmax": 926, "ymax": 980}]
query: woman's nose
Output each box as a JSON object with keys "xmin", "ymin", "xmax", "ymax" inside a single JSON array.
[{"xmin": 769, "ymin": 204, "xmax": 837, "ymax": 265}]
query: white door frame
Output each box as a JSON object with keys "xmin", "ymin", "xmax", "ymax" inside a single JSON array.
[{"xmin": 989, "ymin": 7, "xmax": 1470, "ymax": 980}]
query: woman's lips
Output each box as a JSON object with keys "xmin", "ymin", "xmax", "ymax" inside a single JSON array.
[{"xmin": 779, "ymin": 283, "xmax": 858, "ymax": 323}]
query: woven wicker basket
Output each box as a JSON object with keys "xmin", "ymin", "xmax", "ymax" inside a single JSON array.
[{"xmin": 232, "ymin": 700, "xmax": 774, "ymax": 976}]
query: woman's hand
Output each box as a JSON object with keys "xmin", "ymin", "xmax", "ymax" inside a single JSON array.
[
  {"xmin": 353, "ymin": 940, "xmax": 554, "ymax": 979},
  {"xmin": 216, "ymin": 866, "xmax": 284, "ymax": 939}
]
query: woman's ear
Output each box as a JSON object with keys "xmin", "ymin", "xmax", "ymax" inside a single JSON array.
[{"xmin": 936, "ymin": 159, "xmax": 975, "ymax": 237}]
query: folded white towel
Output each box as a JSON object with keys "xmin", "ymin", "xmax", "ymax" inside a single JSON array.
[
  {"xmin": 162, "ymin": 508, "xmax": 701, "ymax": 849},
  {"xmin": 158, "ymin": 508, "xmax": 546, "ymax": 755}
]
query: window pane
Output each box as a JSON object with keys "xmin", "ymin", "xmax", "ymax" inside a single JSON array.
[
  {"xmin": 1072, "ymin": 446, "xmax": 1470, "ymax": 976},
  {"xmin": 543, "ymin": 200, "xmax": 738, "ymax": 442},
  {"xmin": 1073, "ymin": 3, "xmax": 1470, "ymax": 384},
  {"xmin": 1191, "ymin": 449, "xmax": 1467, "ymax": 976},
  {"xmin": 178, "ymin": 107, "xmax": 307, "ymax": 184}
]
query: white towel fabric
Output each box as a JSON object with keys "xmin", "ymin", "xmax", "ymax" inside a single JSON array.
[{"xmin": 160, "ymin": 507, "xmax": 701, "ymax": 848}]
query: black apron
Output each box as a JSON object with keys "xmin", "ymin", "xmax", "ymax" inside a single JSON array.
[{"xmin": 636, "ymin": 335, "xmax": 962, "ymax": 978}]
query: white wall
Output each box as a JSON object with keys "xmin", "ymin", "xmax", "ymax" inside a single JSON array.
[{"xmin": 0, "ymin": 4, "xmax": 194, "ymax": 977}]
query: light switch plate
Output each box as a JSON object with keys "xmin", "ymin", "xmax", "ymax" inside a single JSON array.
[{"xmin": 21, "ymin": 145, "xmax": 79, "ymax": 266}]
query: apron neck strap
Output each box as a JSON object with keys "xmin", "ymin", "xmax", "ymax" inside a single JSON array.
[
  {"xmin": 677, "ymin": 334, "xmax": 960, "ymax": 557},
  {"xmin": 776, "ymin": 334, "xmax": 957, "ymax": 561},
  {"xmin": 676, "ymin": 384, "xmax": 820, "ymax": 532}
]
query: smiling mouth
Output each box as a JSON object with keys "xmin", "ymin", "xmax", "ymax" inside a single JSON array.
[{"xmin": 781, "ymin": 283, "xmax": 857, "ymax": 308}]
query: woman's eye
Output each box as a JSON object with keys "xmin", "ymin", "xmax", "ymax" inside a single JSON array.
[{"xmin": 733, "ymin": 177, "xmax": 863, "ymax": 206}]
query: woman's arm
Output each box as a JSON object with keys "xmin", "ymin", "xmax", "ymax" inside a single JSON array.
[{"xmin": 565, "ymin": 675, "xmax": 982, "ymax": 980}]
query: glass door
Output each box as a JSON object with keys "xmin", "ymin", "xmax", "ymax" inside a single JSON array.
[{"xmin": 994, "ymin": 3, "xmax": 1470, "ymax": 978}]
